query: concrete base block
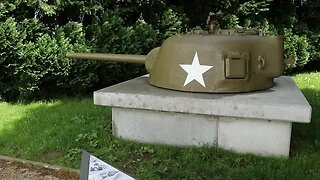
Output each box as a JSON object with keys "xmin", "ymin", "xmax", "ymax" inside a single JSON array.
[
  {"xmin": 112, "ymin": 107, "xmax": 218, "ymax": 147},
  {"xmin": 218, "ymin": 117, "xmax": 292, "ymax": 157},
  {"xmin": 94, "ymin": 76, "xmax": 312, "ymax": 157},
  {"xmin": 112, "ymin": 107, "xmax": 292, "ymax": 156}
]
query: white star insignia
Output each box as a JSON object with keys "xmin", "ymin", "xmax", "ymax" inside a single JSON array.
[{"xmin": 179, "ymin": 52, "xmax": 213, "ymax": 87}]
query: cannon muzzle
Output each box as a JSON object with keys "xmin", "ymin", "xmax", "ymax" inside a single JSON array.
[{"xmin": 66, "ymin": 52, "xmax": 146, "ymax": 64}]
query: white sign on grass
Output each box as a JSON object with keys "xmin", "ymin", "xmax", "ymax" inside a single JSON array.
[{"xmin": 80, "ymin": 151, "xmax": 135, "ymax": 180}]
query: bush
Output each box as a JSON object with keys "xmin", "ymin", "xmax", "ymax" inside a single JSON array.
[
  {"xmin": 0, "ymin": 11, "xmax": 160, "ymax": 100},
  {"xmin": 84, "ymin": 10, "xmax": 157, "ymax": 86},
  {"xmin": 159, "ymin": 8, "xmax": 189, "ymax": 41},
  {"xmin": 0, "ymin": 18, "xmax": 25, "ymax": 100},
  {"xmin": 86, "ymin": 11, "xmax": 157, "ymax": 54},
  {"xmin": 306, "ymin": 33, "xmax": 320, "ymax": 65},
  {"xmin": 283, "ymin": 28, "xmax": 310, "ymax": 72},
  {"xmin": 54, "ymin": 22, "xmax": 99, "ymax": 94},
  {"xmin": 16, "ymin": 32, "xmax": 92, "ymax": 99},
  {"xmin": 1, "ymin": 0, "xmax": 320, "ymax": 101},
  {"xmin": 221, "ymin": 14, "xmax": 239, "ymax": 29},
  {"xmin": 0, "ymin": 19, "xmax": 93, "ymax": 100}
]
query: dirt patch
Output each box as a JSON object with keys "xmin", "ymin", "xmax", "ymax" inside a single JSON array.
[{"xmin": 0, "ymin": 159, "xmax": 79, "ymax": 180}]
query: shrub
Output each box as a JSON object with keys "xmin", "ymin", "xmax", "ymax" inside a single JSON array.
[
  {"xmin": 159, "ymin": 8, "xmax": 189, "ymax": 41},
  {"xmin": 86, "ymin": 10, "xmax": 157, "ymax": 54},
  {"xmin": 283, "ymin": 28, "xmax": 310, "ymax": 72},
  {"xmin": 0, "ymin": 11, "xmax": 160, "ymax": 100},
  {"xmin": 0, "ymin": 19, "xmax": 93, "ymax": 100},
  {"xmin": 306, "ymin": 33, "xmax": 320, "ymax": 65},
  {"xmin": 221, "ymin": 14, "xmax": 239, "ymax": 29},
  {"xmin": 0, "ymin": 18, "xmax": 24, "ymax": 100},
  {"xmin": 54, "ymin": 22, "xmax": 99, "ymax": 94},
  {"xmin": 2, "ymin": 0, "xmax": 320, "ymax": 100},
  {"xmin": 16, "ymin": 33, "xmax": 91, "ymax": 99},
  {"xmin": 84, "ymin": 10, "xmax": 157, "ymax": 86}
]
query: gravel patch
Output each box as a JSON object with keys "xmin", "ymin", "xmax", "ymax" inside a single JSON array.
[{"xmin": 0, "ymin": 159, "xmax": 79, "ymax": 180}]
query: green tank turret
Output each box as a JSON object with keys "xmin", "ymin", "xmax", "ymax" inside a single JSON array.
[{"xmin": 67, "ymin": 29, "xmax": 284, "ymax": 93}]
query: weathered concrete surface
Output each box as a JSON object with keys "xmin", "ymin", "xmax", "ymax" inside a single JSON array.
[
  {"xmin": 94, "ymin": 76, "xmax": 311, "ymax": 123},
  {"xmin": 94, "ymin": 76, "xmax": 312, "ymax": 157},
  {"xmin": 112, "ymin": 107, "xmax": 218, "ymax": 147},
  {"xmin": 218, "ymin": 117, "xmax": 292, "ymax": 157}
]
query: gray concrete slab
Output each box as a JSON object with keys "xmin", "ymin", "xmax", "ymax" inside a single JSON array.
[
  {"xmin": 94, "ymin": 76, "xmax": 311, "ymax": 123},
  {"xmin": 218, "ymin": 117, "xmax": 292, "ymax": 157},
  {"xmin": 94, "ymin": 76, "xmax": 312, "ymax": 157},
  {"xmin": 112, "ymin": 107, "xmax": 218, "ymax": 147}
]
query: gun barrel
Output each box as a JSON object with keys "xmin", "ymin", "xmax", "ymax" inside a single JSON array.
[{"xmin": 66, "ymin": 52, "xmax": 146, "ymax": 64}]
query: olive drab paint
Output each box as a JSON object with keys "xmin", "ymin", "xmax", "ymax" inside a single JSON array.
[{"xmin": 66, "ymin": 29, "xmax": 284, "ymax": 93}]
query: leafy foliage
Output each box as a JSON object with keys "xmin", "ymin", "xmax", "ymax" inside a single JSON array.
[
  {"xmin": 283, "ymin": 29, "xmax": 310, "ymax": 71},
  {"xmin": 1, "ymin": 0, "xmax": 320, "ymax": 100},
  {"xmin": 238, "ymin": 0, "xmax": 272, "ymax": 16},
  {"xmin": 0, "ymin": 8, "xmax": 159, "ymax": 100},
  {"xmin": 0, "ymin": 18, "xmax": 94, "ymax": 100},
  {"xmin": 87, "ymin": 10, "xmax": 156, "ymax": 54},
  {"xmin": 0, "ymin": 18, "xmax": 25, "ymax": 100},
  {"xmin": 159, "ymin": 8, "xmax": 189, "ymax": 40}
]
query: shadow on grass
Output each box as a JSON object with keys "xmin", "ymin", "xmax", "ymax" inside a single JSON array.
[
  {"xmin": 291, "ymin": 87, "xmax": 320, "ymax": 154},
  {"xmin": 0, "ymin": 98, "xmax": 111, "ymax": 167}
]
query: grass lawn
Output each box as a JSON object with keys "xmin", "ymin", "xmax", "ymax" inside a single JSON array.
[{"xmin": 0, "ymin": 72, "xmax": 319, "ymax": 179}]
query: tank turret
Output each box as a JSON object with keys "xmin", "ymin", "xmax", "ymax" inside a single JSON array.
[{"xmin": 67, "ymin": 29, "xmax": 284, "ymax": 93}]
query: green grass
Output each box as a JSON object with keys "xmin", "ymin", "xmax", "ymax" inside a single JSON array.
[
  {"xmin": 0, "ymin": 72, "xmax": 319, "ymax": 179},
  {"xmin": 0, "ymin": 99, "xmax": 111, "ymax": 165}
]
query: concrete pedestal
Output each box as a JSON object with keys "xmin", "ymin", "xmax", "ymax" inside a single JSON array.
[{"xmin": 94, "ymin": 76, "xmax": 311, "ymax": 157}]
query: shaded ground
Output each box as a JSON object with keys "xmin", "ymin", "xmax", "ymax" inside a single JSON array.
[{"xmin": 0, "ymin": 159, "xmax": 79, "ymax": 180}]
